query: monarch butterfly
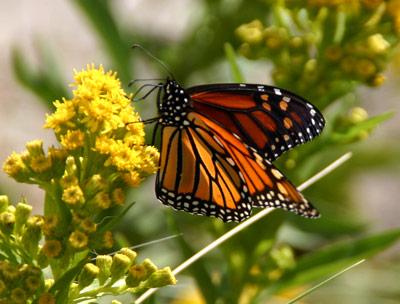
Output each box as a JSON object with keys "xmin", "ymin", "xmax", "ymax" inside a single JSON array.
[{"xmin": 142, "ymin": 77, "xmax": 325, "ymax": 223}]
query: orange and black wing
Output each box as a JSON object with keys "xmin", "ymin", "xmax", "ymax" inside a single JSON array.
[
  {"xmin": 188, "ymin": 84, "xmax": 325, "ymax": 161},
  {"xmin": 156, "ymin": 112, "xmax": 319, "ymax": 222}
]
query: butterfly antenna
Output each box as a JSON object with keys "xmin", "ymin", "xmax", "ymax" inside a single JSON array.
[{"xmin": 131, "ymin": 44, "xmax": 175, "ymax": 79}]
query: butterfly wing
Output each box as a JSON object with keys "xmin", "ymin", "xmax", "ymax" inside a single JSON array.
[
  {"xmin": 156, "ymin": 112, "xmax": 319, "ymax": 222},
  {"xmin": 188, "ymin": 84, "xmax": 325, "ymax": 161}
]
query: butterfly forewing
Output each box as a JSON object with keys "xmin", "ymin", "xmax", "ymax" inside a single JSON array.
[
  {"xmin": 188, "ymin": 84, "xmax": 325, "ymax": 161},
  {"xmin": 156, "ymin": 113, "xmax": 252, "ymax": 222},
  {"xmin": 154, "ymin": 79, "xmax": 324, "ymax": 222}
]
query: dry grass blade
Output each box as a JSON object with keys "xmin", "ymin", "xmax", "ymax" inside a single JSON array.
[{"xmin": 286, "ymin": 259, "xmax": 366, "ymax": 304}]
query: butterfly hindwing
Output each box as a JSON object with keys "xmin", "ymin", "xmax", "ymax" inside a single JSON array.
[{"xmin": 188, "ymin": 84, "xmax": 325, "ymax": 161}]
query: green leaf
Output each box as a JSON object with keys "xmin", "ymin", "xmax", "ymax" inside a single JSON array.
[
  {"xmin": 96, "ymin": 202, "xmax": 136, "ymax": 235},
  {"xmin": 12, "ymin": 46, "xmax": 68, "ymax": 108},
  {"xmin": 50, "ymin": 258, "xmax": 88, "ymax": 304},
  {"xmin": 72, "ymin": 0, "xmax": 132, "ymax": 82},
  {"xmin": 331, "ymin": 111, "xmax": 394, "ymax": 144},
  {"xmin": 224, "ymin": 42, "xmax": 244, "ymax": 82},
  {"xmin": 268, "ymin": 228, "xmax": 400, "ymax": 294}
]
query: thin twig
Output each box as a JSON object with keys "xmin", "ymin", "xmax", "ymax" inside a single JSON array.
[{"xmin": 135, "ymin": 152, "xmax": 352, "ymax": 304}]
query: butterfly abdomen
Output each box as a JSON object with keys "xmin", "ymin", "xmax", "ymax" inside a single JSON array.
[{"xmin": 159, "ymin": 80, "xmax": 192, "ymax": 126}]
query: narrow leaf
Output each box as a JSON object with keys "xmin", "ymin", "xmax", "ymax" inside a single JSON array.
[{"xmin": 224, "ymin": 42, "xmax": 245, "ymax": 83}]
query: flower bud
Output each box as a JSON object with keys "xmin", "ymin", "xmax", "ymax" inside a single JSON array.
[
  {"xmin": 85, "ymin": 174, "xmax": 107, "ymax": 196},
  {"xmin": 349, "ymin": 107, "xmax": 368, "ymax": 124},
  {"xmin": 142, "ymin": 259, "xmax": 158, "ymax": 276},
  {"xmin": 96, "ymin": 255, "xmax": 112, "ymax": 285},
  {"xmin": 21, "ymin": 216, "xmax": 43, "ymax": 254},
  {"xmin": 367, "ymin": 34, "xmax": 390, "ymax": 54},
  {"xmin": 78, "ymin": 263, "xmax": 99, "ymax": 289},
  {"xmin": 44, "ymin": 279, "xmax": 54, "ymax": 290},
  {"xmin": 0, "ymin": 212, "xmax": 15, "ymax": 235},
  {"xmin": 110, "ymin": 254, "xmax": 131, "ymax": 280},
  {"xmin": 270, "ymin": 245, "xmax": 296, "ymax": 270},
  {"xmin": 65, "ymin": 156, "xmax": 77, "ymax": 176},
  {"xmin": 235, "ymin": 20, "xmax": 264, "ymax": 45},
  {"xmin": 144, "ymin": 267, "xmax": 176, "ymax": 288},
  {"xmin": 0, "ymin": 196, "xmax": 9, "ymax": 213},
  {"xmin": 15, "ymin": 202, "xmax": 32, "ymax": 234},
  {"xmin": 119, "ymin": 248, "xmax": 137, "ymax": 264}
]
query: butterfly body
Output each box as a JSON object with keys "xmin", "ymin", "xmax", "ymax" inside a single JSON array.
[{"xmin": 154, "ymin": 79, "xmax": 325, "ymax": 222}]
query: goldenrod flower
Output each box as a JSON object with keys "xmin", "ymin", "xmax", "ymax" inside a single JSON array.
[
  {"xmin": 122, "ymin": 171, "xmax": 142, "ymax": 187},
  {"xmin": 112, "ymin": 188, "xmax": 125, "ymax": 205},
  {"xmin": 140, "ymin": 146, "xmax": 160, "ymax": 174},
  {"xmin": 1, "ymin": 263, "xmax": 19, "ymax": 280},
  {"xmin": 235, "ymin": 20, "xmax": 264, "ymax": 45},
  {"xmin": 60, "ymin": 130, "xmax": 85, "ymax": 150},
  {"xmin": 11, "ymin": 287, "xmax": 27, "ymax": 304},
  {"xmin": 3, "ymin": 152, "xmax": 26, "ymax": 177},
  {"xmin": 42, "ymin": 240, "xmax": 62, "ymax": 258},
  {"xmin": 69, "ymin": 230, "xmax": 88, "ymax": 250},
  {"xmin": 93, "ymin": 191, "xmax": 111, "ymax": 209},
  {"xmin": 102, "ymin": 230, "xmax": 114, "ymax": 248},
  {"xmin": 62, "ymin": 185, "xmax": 84, "ymax": 206},
  {"xmin": 80, "ymin": 218, "xmax": 97, "ymax": 233},
  {"xmin": 30, "ymin": 155, "xmax": 52, "ymax": 173},
  {"xmin": 60, "ymin": 174, "xmax": 79, "ymax": 188},
  {"xmin": 48, "ymin": 146, "xmax": 67, "ymax": 162},
  {"xmin": 44, "ymin": 99, "xmax": 76, "ymax": 133},
  {"xmin": 25, "ymin": 275, "xmax": 42, "ymax": 291},
  {"xmin": 38, "ymin": 292, "xmax": 56, "ymax": 304},
  {"xmin": 0, "ymin": 280, "xmax": 5, "ymax": 294},
  {"xmin": 43, "ymin": 215, "xmax": 59, "ymax": 236}
]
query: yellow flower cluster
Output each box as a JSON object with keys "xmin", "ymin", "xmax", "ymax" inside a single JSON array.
[
  {"xmin": 44, "ymin": 65, "xmax": 158, "ymax": 184},
  {"xmin": 3, "ymin": 65, "xmax": 159, "ymax": 258}
]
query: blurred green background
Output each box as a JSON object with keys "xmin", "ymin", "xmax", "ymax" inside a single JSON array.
[{"xmin": 1, "ymin": 1, "xmax": 400, "ymax": 303}]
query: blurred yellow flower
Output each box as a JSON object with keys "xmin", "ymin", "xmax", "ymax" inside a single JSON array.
[
  {"xmin": 42, "ymin": 240, "xmax": 62, "ymax": 258},
  {"xmin": 30, "ymin": 155, "xmax": 52, "ymax": 173},
  {"xmin": 60, "ymin": 130, "xmax": 85, "ymax": 150},
  {"xmin": 69, "ymin": 230, "xmax": 88, "ymax": 250},
  {"xmin": 3, "ymin": 152, "xmax": 26, "ymax": 177},
  {"xmin": 62, "ymin": 185, "xmax": 84, "ymax": 206}
]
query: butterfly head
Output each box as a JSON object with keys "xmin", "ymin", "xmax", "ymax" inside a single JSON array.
[{"xmin": 159, "ymin": 79, "xmax": 191, "ymax": 126}]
